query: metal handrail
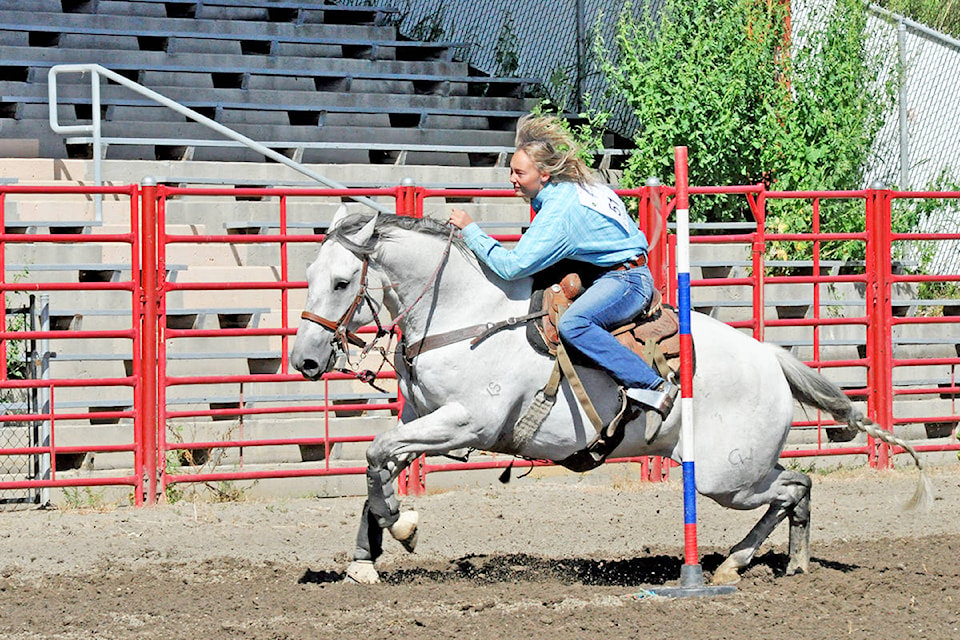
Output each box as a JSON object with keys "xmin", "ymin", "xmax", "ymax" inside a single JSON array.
[{"xmin": 47, "ymin": 63, "xmax": 390, "ymax": 214}]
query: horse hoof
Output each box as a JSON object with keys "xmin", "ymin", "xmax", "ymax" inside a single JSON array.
[
  {"xmin": 785, "ymin": 559, "xmax": 809, "ymax": 576},
  {"xmin": 388, "ymin": 510, "xmax": 419, "ymax": 553},
  {"xmin": 344, "ymin": 560, "xmax": 380, "ymax": 584},
  {"xmin": 711, "ymin": 562, "xmax": 742, "ymax": 586}
]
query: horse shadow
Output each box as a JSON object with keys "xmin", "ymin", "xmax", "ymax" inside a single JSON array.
[{"xmin": 297, "ymin": 551, "xmax": 859, "ymax": 586}]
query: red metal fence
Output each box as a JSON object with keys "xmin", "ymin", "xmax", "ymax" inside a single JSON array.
[
  {"xmin": 0, "ymin": 183, "xmax": 145, "ymax": 504},
  {"xmin": 1, "ymin": 180, "xmax": 958, "ymax": 506}
]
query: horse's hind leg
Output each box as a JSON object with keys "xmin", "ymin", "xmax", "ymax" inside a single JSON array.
[
  {"xmin": 711, "ymin": 467, "xmax": 811, "ymax": 585},
  {"xmin": 785, "ymin": 480, "xmax": 811, "ymax": 576}
]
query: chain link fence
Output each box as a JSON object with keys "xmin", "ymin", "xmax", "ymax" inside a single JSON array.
[
  {"xmin": 864, "ymin": 5, "xmax": 960, "ymax": 275},
  {"xmin": 0, "ymin": 297, "xmax": 44, "ymax": 510},
  {"xmin": 341, "ymin": 0, "xmax": 641, "ymax": 137},
  {"xmin": 866, "ymin": 4, "xmax": 960, "ymax": 192}
]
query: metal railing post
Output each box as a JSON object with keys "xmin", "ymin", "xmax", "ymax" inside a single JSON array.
[
  {"xmin": 394, "ymin": 177, "xmax": 426, "ymax": 496},
  {"xmin": 140, "ymin": 178, "xmax": 160, "ymax": 503},
  {"xmin": 751, "ymin": 186, "xmax": 767, "ymax": 342},
  {"xmin": 865, "ymin": 184, "xmax": 894, "ymax": 468},
  {"xmin": 39, "ymin": 293, "xmax": 51, "ymax": 506},
  {"xmin": 897, "ymin": 20, "xmax": 910, "ymax": 190},
  {"xmin": 47, "ymin": 65, "xmax": 102, "ymax": 221},
  {"xmin": 644, "ymin": 177, "xmax": 667, "ymax": 291}
]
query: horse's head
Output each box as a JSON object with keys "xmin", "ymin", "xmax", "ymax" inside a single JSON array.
[{"xmin": 291, "ymin": 207, "xmax": 387, "ymax": 380}]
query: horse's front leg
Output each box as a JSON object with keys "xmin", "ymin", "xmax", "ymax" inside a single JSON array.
[
  {"xmin": 346, "ymin": 456, "xmax": 416, "ymax": 584},
  {"xmin": 347, "ymin": 402, "xmax": 480, "ymax": 584}
]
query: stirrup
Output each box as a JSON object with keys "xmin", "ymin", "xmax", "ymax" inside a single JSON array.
[{"xmin": 624, "ymin": 380, "xmax": 679, "ymax": 418}]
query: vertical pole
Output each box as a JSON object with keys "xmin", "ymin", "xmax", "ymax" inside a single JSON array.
[
  {"xmin": 751, "ymin": 188, "xmax": 766, "ymax": 342},
  {"xmin": 673, "ymin": 147, "xmax": 701, "ymax": 582},
  {"xmin": 864, "ymin": 184, "xmax": 894, "ymax": 468},
  {"xmin": 39, "ymin": 294, "xmax": 51, "ymax": 506},
  {"xmin": 91, "ymin": 69, "xmax": 103, "ymax": 223},
  {"xmin": 649, "ymin": 148, "xmax": 734, "ymax": 598},
  {"xmin": 396, "ymin": 178, "xmax": 416, "ymax": 217},
  {"xmin": 279, "ymin": 195, "xmax": 290, "ymax": 375},
  {"xmin": 394, "ymin": 178, "xmax": 425, "ymax": 496},
  {"xmin": 645, "ymin": 177, "xmax": 665, "ymax": 291},
  {"xmin": 875, "ymin": 187, "xmax": 894, "ymax": 468},
  {"xmin": 140, "ymin": 178, "xmax": 159, "ymax": 504},
  {"xmin": 898, "ymin": 21, "xmax": 910, "ymax": 191},
  {"xmin": 575, "ymin": 0, "xmax": 584, "ymax": 113}
]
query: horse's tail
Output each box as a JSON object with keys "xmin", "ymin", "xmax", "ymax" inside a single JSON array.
[{"xmin": 766, "ymin": 343, "xmax": 932, "ymax": 510}]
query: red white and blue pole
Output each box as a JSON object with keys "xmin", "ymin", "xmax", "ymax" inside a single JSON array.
[
  {"xmin": 674, "ymin": 147, "xmax": 701, "ymax": 585},
  {"xmin": 648, "ymin": 147, "xmax": 735, "ymax": 597}
]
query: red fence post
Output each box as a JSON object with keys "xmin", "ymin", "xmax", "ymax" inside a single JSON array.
[
  {"xmin": 643, "ymin": 178, "xmax": 667, "ymax": 292},
  {"xmin": 751, "ymin": 186, "xmax": 766, "ymax": 342},
  {"xmin": 394, "ymin": 179, "xmax": 426, "ymax": 496},
  {"xmin": 140, "ymin": 179, "xmax": 160, "ymax": 503},
  {"xmin": 396, "ymin": 179, "xmax": 422, "ymax": 218},
  {"xmin": 875, "ymin": 187, "xmax": 894, "ymax": 468},
  {"xmin": 865, "ymin": 186, "xmax": 894, "ymax": 468}
]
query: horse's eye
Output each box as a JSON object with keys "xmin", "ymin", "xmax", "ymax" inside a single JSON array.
[{"xmin": 333, "ymin": 279, "xmax": 350, "ymax": 291}]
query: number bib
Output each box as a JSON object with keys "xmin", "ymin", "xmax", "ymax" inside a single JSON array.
[{"xmin": 577, "ymin": 183, "xmax": 632, "ymax": 233}]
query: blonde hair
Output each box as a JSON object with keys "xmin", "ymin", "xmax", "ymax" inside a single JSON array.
[{"xmin": 514, "ymin": 113, "xmax": 596, "ymax": 186}]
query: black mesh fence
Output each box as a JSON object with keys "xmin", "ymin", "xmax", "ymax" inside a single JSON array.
[{"xmin": 0, "ymin": 299, "xmax": 42, "ymax": 510}]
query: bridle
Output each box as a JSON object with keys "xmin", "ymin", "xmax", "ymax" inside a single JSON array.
[
  {"xmin": 300, "ymin": 257, "xmax": 377, "ymax": 356},
  {"xmin": 298, "ymin": 226, "xmax": 457, "ymax": 384}
]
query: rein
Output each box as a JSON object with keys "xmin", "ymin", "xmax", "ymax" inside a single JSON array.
[{"xmin": 402, "ymin": 310, "xmax": 546, "ymax": 362}]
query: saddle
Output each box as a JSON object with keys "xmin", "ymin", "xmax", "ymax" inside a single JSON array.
[
  {"xmin": 507, "ymin": 269, "xmax": 686, "ymax": 473},
  {"xmin": 527, "ymin": 272, "xmax": 682, "ymax": 381}
]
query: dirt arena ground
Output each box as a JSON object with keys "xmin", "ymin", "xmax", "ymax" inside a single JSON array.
[{"xmin": 0, "ymin": 464, "xmax": 957, "ymax": 640}]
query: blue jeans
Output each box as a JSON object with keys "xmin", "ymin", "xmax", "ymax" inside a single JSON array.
[{"xmin": 556, "ymin": 266, "xmax": 663, "ymax": 390}]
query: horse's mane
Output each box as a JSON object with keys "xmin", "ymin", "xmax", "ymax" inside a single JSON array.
[{"xmin": 324, "ymin": 211, "xmax": 470, "ymax": 256}]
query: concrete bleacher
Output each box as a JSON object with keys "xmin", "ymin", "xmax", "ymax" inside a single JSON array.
[
  {"xmin": 0, "ymin": 0, "xmax": 542, "ymax": 490},
  {"xmin": 0, "ymin": 1, "xmax": 539, "ymax": 165}
]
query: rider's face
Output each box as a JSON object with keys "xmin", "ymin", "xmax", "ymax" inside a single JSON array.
[{"xmin": 510, "ymin": 150, "xmax": 549, "ymax": 201}]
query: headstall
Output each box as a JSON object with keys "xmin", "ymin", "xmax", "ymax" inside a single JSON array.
[{"xmin": 300, "ymin": 257, "xmax": 387, "ymax": 359}]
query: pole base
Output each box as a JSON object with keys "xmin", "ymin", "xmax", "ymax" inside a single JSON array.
[{"xmin": 637, "ymin": 564, "xmax": 737, "ymax": 599}]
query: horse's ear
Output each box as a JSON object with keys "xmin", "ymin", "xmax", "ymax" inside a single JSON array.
[
  {"xmin": 329, "ymin": 204, "xmax": 349, "ymax": 230},
  {"xmin": 346, "ymin": 213, "xmax": 378, "ymax": 246}
]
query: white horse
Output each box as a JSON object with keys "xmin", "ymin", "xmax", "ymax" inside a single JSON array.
[{"xmin": 290, "ymin": 209, "xmax": 927, "ymax": 585}]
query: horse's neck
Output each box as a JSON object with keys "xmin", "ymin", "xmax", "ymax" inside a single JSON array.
[{"xmin": 376, "ymin": 234, "xmax": 528, "ymax": 342}]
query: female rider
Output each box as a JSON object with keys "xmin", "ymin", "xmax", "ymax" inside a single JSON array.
[{"xmin": 447, "ymin": 113, "xmax": 677, "ymax": 418}]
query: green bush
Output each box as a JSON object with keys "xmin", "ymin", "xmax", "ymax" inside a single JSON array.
[{"xmin": 596, "ymin": 0, "xmax": 900, "ymax": 261}]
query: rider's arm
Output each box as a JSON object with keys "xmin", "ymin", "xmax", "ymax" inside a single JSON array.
[{"xmin": 460, "ymin": 208, "xmax": 573, "ymax": 280}]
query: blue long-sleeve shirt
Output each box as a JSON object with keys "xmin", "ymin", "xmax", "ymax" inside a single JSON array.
[{"xmin": 460, "ymin": 181, "xmax": 648, "ymax": 281}]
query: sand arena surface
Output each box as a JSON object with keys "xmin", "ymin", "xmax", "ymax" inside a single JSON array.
[{"xmin": 0, "ymin": 464, "xmax": 957, "ymax": 639}]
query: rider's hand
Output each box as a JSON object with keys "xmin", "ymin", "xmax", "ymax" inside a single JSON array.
[{"xmin": 448, "ymin": 209, "xmax": 474, "ymax": 230}]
